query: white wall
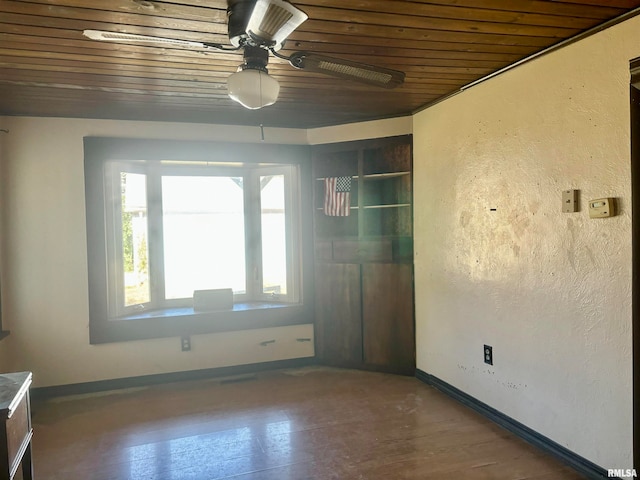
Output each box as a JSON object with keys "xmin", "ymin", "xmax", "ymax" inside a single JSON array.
[
  {"xmin": 413, "ymin": 16, "xmax": 638, "ymax": 470},
  {"xmin": 0, "ymin": 114, "xmax": 408, "ymax": 388},
  {"xmin": 0, "ymin": 117, "xmax": 308, "ymax": 387},
  {"xmin": 307, "ymin": 116, "xmax": 412, "ymax": 145}
]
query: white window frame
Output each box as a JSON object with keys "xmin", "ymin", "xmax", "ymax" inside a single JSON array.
[{"xmin": 104, "ymin": 160, "xmax": 302, "ymax": 318}]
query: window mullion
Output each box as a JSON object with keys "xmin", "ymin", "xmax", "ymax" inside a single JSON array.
[
  {"xmin": 146, "ymin": 169, "xmax": 165, "ymax": 309},
  {"xmin": 107, "ymin": 165, "xmax": 125, "ymax": 316},
  {"xmin": 284, "ymin": 166, "xmax": 298, "ymax": 301},
  {"xmin": 245, "ymin": 171, "xmax": 263, "ymax": 300}
]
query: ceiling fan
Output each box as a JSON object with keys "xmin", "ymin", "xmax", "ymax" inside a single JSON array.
[{"xmin": 82, "ymin": 0, "xmax": 405, "ymax": 110}]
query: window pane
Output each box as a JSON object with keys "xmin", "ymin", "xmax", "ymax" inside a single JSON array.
[
  {"xmin": 121, "ymin": 173, "xmax": 150, "ymax": 306},
  {"xmin": 260, "ymin": 175, "xmax": 287, "ymax": 295},
  {"xmin": 162, "ymin": 176, "xmax": 246, "ymax": 299}
]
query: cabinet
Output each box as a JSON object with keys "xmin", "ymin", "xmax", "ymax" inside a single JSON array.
[
  {"xmin": 0, "ymin": 372, "xmax": 33, "ymax": 480},
  {"xmin": 362, "ymin": 264, "xmax": 414, "ymax": 369},
  {"xmin": 231, "ymin": 325, "xmax": 315, "ymax": 365},
  {"xmin": 315, "ymin": 263, "xmax": 362, "ymax": 364},
  {"xmin": 312, "ymin": 135, "xmax": 414, "ymax": 374}
]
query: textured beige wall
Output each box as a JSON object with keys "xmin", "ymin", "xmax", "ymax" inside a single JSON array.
[
  {"xmin": 0, "ymin": 117, "xmax": 308, "ymax": 387},
  {"xmin": 413, "ymin": 16, "xmax": 638, "ymax": 469}
]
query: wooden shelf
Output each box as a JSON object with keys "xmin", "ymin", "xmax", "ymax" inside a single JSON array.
[
  {"xmin": 316, "ymin": 206, "xmax": 359, "ymax": 211},
  {"xmin": 317, "ymin": 204, "xmax": 410, "ymax": 211},
  {"xmin": 313, "ymin": 137, "xmax": 412, "ymax": 240},
  {"xmin": 363, "ymin": 204, "xmax": 410, "ymax": 209},
  {"xmin": 312, "ymin": 135, "xmax": 414, "ymax": 374},
  {"xmin": 316, "ymin": 172, "xmax": 410, "ymax": 181},
  {"xmin": 316, "ymin": 175, "xmax": 359, "ymax": 181},
  {"xmin": 363, "ymin": 171, "xmax": 410, "ymax": 180}
]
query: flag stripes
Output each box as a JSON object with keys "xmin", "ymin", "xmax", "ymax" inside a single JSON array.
[{"xmin": 324, "ymin": 176, "xmax": 352, "ymax": 216}]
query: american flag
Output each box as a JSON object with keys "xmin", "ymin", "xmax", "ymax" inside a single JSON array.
[{"xmin": 324, "ymin": 176, "xmax": 352, "ymax": 216}]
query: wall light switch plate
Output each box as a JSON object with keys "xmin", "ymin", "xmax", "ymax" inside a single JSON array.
[
  {"xmin": 589, "ymin": 198, "xmax": 615, "ymax": 218},
  {"xmin": 562, "ymin": 189, "xmax": 578, "ymax": 213}
]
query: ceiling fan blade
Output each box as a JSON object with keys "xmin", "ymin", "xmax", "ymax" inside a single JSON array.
[
  {"xmin": 288, "ymin": 52, "xmax": 405, "ymax": 89},
  {"xmin": 82, "ymin": 30, "xmax": 221, "ymax": 50},
  {"xmin": 246, "ymin": 0, "xmax": 308, "ymax": 46}
]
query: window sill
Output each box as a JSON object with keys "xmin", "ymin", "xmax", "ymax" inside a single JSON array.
[
  {"xmin": 90, "ymin": 302, "xmax": 311, "ymax": 344},
  {"xmin": 118, "ymin": 302, "xmax": 293, "ymax": 321}
]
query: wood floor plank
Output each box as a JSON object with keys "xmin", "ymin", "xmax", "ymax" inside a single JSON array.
[{"xmin": 24, "ymin": 367, "xmax": 587, "ymax": 480}]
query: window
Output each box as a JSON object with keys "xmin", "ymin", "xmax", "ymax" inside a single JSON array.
[
  {"xmin": 84, "ymin": 138, "xmax": 312, "ymax": 344},
  {"xmin": 108, "ymin": 163, "xmax": 300, "ymax": 317}
]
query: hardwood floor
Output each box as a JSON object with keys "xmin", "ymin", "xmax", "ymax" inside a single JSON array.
[{"xmin": 24, "ymin": 368, "xmax": 584, "ymax": 479}]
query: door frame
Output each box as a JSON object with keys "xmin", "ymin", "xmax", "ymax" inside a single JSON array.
[{"xmin": 630, "ymin": 59, "xmax": 640, "ymax": 470}]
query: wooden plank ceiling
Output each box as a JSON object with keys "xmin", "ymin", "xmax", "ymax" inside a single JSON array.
[{"xmin": 2, "ymin": 0, "xmax": 640, "ymax": 128}]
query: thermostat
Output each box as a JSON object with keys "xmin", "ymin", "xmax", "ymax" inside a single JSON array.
[{"xmin": 589, "ymin": 198, "xmax": 615, "ymax": 218}]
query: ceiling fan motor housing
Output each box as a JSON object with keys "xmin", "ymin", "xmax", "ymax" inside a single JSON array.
[
  {"xmin": 227, "ymin": 0, "xmax": 255, "ymax": 47},
  {"xmin": 240, "ymin": 46, "xmax": 269, "ymax": 72}
]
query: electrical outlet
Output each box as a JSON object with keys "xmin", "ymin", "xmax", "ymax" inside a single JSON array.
[
  {"xmin": 484, "ymin": 345, "xmax": 493, "ymax": 365},
  {"xmin": 181, "ymin": 336, "xmax": 191, "ymax": 352}
]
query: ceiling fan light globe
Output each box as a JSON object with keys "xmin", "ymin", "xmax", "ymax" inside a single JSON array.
[{"xmin": 227, "ymin": 68, "xmax": 280, "ymax": 109}]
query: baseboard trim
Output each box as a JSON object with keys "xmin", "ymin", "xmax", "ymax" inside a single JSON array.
[
  {"xmin": 415, "ymin": 369, "xmax": 612, "ymax": 480},
  {"xmin": 32, "ymin": 357, "xmax": 315, "ymax": 401}
]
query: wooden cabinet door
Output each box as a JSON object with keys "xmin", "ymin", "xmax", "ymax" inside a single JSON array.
[
  {"xmin": 314, "ymin": 263, "xmax": 363, "ymax": 364},
  {"xmin": 362, "ymin": 263, "xmax": 414, "ymax": 373}
]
